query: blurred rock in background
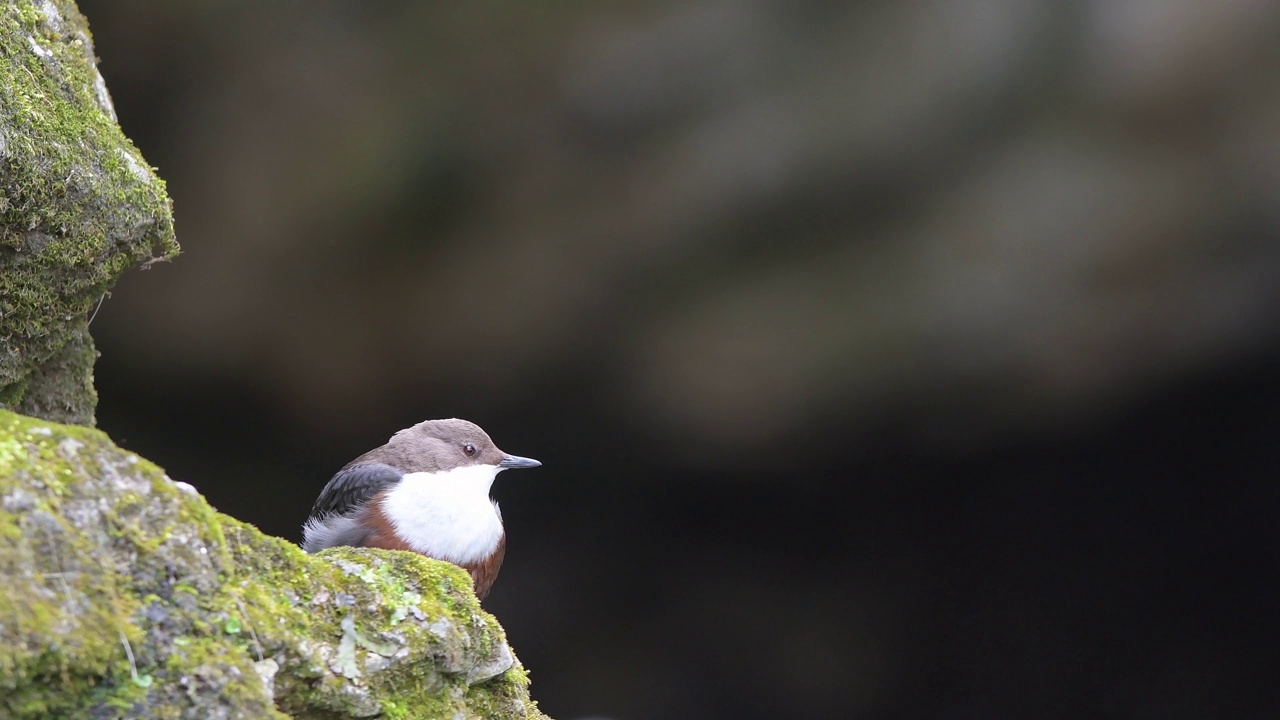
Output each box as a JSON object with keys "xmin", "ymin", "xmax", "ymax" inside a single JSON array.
[{"xmin": 76, "ymin": 1, "xmax": 1280, "ymax": 719}]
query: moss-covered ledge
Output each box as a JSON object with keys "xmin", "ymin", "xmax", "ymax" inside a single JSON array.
[
  {"xmin": 1, "ymin": 0, "xmax": 178, "ymax": 425},
  {"xmin": 0, "ymin": 409, "xmax": 546, "ymax": 720}
]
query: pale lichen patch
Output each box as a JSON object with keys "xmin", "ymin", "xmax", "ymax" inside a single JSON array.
[{"xmin": 26, "ymin": 35, "xmax": 51, "ymax": 59}]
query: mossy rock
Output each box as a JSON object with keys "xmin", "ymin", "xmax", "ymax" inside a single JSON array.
[
  {"xmin": 0, "ymin": 408, "xmax": 547, "ymax": 719},
  {"xmin": 0, "ymin": 0, "xmax": 178, "ymax": 426}
]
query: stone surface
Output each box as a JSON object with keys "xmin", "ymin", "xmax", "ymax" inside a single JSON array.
[
  {"xmin": 0, "ymin": 0, "xmax": 177, "ymax": 425},
  {"xmin": 0, "ymin": 408, "xmax": 545, "ymax": 720}
]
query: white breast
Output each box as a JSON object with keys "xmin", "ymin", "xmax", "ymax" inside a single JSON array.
[{"xmin": 379, "ymin": 464, "xmax": 505, "ymax": 565}]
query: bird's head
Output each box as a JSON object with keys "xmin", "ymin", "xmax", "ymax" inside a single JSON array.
[{"xmin": 390, "ymin": 418, "xmax": 541, "ymax": 475}]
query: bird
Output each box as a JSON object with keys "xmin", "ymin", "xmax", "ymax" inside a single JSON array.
[{"xmin": 302, "ymin": 418, "xmax": 541, "ymax": 600}]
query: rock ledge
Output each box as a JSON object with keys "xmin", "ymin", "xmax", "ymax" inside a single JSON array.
[{"xmin": 0, "ymin": 408, "xmax": 545, "ymax": 720}]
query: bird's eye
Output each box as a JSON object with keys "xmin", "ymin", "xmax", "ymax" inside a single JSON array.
[{"xmin": 462, "ymin": 443, "xmax": 476, "ymax": 457}]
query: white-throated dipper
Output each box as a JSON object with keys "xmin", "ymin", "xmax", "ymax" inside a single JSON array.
[{"xmin": 302, "ymin": 418, "xmax": 541, "ymax": 600}]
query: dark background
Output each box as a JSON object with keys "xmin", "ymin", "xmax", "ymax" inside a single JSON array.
[{"xmin": 76, "ymin": 2, "xmax": 1279, "ymax": 718}]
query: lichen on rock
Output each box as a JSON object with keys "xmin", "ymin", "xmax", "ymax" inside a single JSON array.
[
  {"xmin": 0, "ymin": 0, "xmax": 178, "ymax": 426},
  {"xmin": 0, "ymin": 408, "xmax": 546, "ymax": 719}
]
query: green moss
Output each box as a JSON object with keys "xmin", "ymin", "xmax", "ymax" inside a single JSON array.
[
  {"xmin": 0, "ymin": 379, "xmax": 29, "ymax": 408},
  {"xmin": 0, "ymin": 409, "xmax": 547, "ymax": 719},
  {"xmin": 0, "ymin": 415, "xmax": 149, "ymax": 717},
  {"xmin": 0, "ymin": 0, "xmax": 178, "ymax": 425}
]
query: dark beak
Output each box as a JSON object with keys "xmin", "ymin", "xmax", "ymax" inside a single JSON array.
[{"xmin": 499, "ymin": 454, "xmax": 541, "ymax": 470}]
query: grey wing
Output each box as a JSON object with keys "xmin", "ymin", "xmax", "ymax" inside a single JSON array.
[
  {"xmin": 310, "ymin": 462, "xmax": 403, "ymax": 517},
  {"xmin": 302, "ymin": 463, "xmax": 402, "ymax": 553}
]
